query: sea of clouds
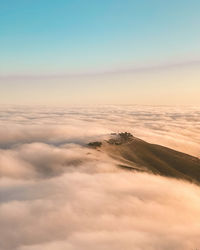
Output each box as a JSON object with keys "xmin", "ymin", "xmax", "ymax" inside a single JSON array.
[{"xmin": 0, "ymin": 105, "xmax": 200, "ymax": 250}]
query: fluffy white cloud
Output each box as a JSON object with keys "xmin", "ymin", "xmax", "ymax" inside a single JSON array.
[
  {"xmin": 1, "ymin": 172, "xmax": 200, "ymax": 250},
  {"xmin": 0, "ymin": 105, "xmax": 199, "ymax": 156},
  {"xmin": 0, "ymin": 105, "xmax": 200, "ymax": 250}
]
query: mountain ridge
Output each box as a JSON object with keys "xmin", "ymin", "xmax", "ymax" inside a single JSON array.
[{"xmin": 88, "ymin": 132, "xmax": 200, "ymax": 184}]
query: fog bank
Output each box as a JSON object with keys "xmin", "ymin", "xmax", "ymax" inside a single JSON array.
[{"xmin": 0, "ymin": 105, "xmax": 200, "ymax": 250}]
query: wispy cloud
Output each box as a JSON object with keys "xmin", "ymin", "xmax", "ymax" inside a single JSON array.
[{"xmin": 1, "ymin": 59, "xmax": 200, "ymax": 81}]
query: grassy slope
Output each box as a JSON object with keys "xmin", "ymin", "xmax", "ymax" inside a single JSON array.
[{"xmin": 102, "ymin": 138, "xmax": 200, "ymax": 184}]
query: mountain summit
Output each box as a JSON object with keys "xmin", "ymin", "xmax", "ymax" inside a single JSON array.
[{"xmin": 88, "ymin": 132, "xmax": 200, "ymax": 184}]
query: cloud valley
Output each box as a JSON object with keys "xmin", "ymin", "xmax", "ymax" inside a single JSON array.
[{"xmin": 0, "ymin": 105, "xmax": 200, "ymax": 250}]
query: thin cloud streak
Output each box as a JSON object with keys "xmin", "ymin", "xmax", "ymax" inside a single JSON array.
[{"xmin": 1, "ymin": 59, "xmax": 200, "ymax": 81}]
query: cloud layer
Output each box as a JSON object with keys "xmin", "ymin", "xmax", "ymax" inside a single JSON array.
[
  {"xmin": 0, "ymin": 105, "xmax": 200, "ymax": 250},
  {"xmin": 0, "ymin": 105, "xmax": 199, "ymax": 156}
]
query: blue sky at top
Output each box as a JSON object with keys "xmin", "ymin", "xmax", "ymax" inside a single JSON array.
[
  {"xmin": 0, "ymin": 0, "xmax": 200, "ymax": 75},
  {"xmin": 0, "ymin": 0, "xmax": 200, "ymax": 105}
]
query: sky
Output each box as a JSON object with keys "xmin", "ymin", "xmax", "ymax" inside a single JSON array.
[{"xmin": 0, "ymin": 0, "xmax": 200, "ymax": 105}]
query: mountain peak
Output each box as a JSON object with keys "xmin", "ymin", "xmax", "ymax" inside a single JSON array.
[{"xmin": 88, "ymin": 132, "xmax": 200, "ymax": 184}]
